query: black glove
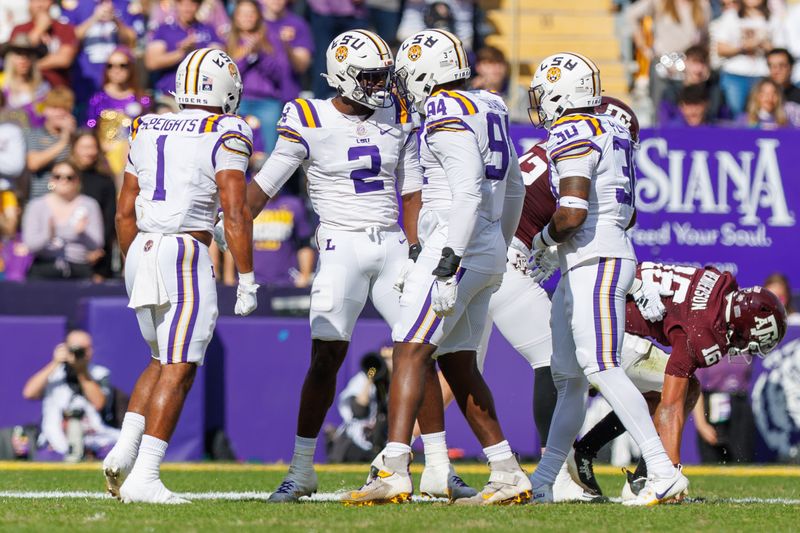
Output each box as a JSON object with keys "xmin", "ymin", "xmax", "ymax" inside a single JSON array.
[{"xmin": 432, "ymin": 247, "xmax": 461, "ymax": 278}]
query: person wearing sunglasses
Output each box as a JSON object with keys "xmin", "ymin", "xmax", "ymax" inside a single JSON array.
[{"xmin": 21, "ymin": 160, "xmax": 104, "ymax": 280}]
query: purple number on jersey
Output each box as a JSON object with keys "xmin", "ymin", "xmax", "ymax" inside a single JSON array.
[
  {"xmin": 486, "ymin": 113, "xmax": 510, "ymax": 181},
  {"xmin": 612, "ymin": 136, "xmax": 635, "ymax": 206},
  {"xmin": 153, "ymin": 134, "xmax": 167, "ymax": 201},
  {"xmin": 348, "ymin": 145, "xmax": 384, "ymax": 194}
]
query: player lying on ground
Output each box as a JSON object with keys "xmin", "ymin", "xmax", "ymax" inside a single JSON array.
[
  {"xmin": 105, "ymin": 49, "xmax": 257, "ymax": 504},
  {"xmin": 215, "ymin": 29, "xmax": 475, "ymax": 502},
  {"xmin": 566, "ymin": 263, "xmax": 787, "ymax": 500},
  {"xmin": 343, "ymin": 28, "xmax": 530, "ymax": 506}
]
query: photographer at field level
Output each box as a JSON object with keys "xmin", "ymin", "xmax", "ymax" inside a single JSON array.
[
  {"xmin": 22, "ymin": 329, "xmax": 119, "ymax": 461},
  {"xmin": 326, "ymin": 345, "xmax": 393, "ymax": 463}
]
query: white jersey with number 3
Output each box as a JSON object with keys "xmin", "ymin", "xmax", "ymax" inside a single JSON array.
[
  {"xmin": 546, "ymin": 112, "xmax": 636, "ymax": 270},
  {"xmin": 125, "ymin": 109, "xmax": 253, "ymax": 234}
]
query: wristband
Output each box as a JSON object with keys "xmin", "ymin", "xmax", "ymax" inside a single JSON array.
[
  {"xmin": 558, "ymin": 196, "xmax": 589, "ymax": 210},
  {"xmin": 239, "ymin": 271, "xmax": 255, "ymax": 285},
  {"xmin": 540, "ymin": 224, "xmax": 558, "ymax": 247},
  {"xmin": 431, "ymin": 247, "xmax": 461, "ymax": 278},
  {"xmin": 408, "ymin": 243, "xmax": 422, "ymax": 262}
]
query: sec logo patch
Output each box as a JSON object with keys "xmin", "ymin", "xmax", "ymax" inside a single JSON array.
[
  {"xmin": 335, "ymin": 46, "xmax": 348, "ymax": 62},
  {"xmin": 546, "ymin": 67, "xmax": 561, "ymax": 83},
  {"xmin": 407, "ymin": 45, "xmax": 422, "ymax": 62}
]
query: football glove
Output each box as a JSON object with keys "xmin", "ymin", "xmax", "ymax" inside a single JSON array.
[
  {"xmin": 528, "ymin": 246, "xmax": 559, "ymax": 284},
  {"xmin": 213, "ymin": 213, "xmax": 228, "ymax": 252},
  {"xmin": 632, "ymin": 278, "xmax": 666, "ymax": 322},
  {"xmin": 235, "ymin": 272, "xmax": 259, "ymax": 316},
  {"xmin": 431, "ymin": 247, "xmax": 461, "ymax": 317},
  {"xmin": 394, "ymin": 243, "xmax": 421, "ymax": 293}
]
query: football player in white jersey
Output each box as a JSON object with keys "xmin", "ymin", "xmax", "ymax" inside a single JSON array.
[
  {"xmin": 216, "ymin": 30, "xmax": 474, "ymax": 502},
  {"xmin": 102, "ymin": 49, "xmax": 258, "ymax": 504},
  {"xmin": 526, "ymin": 52, "xmax": 688, "ymax": 506},
  {"xmin": 343, "ymin": 29, "xmax": 531, "ymax": 506}
]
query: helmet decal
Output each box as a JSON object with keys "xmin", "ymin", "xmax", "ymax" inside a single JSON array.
[
  {"xmin": 546, "ymin": 67, "xmax": 561, "ymax": 83},
  {"xmin": 335, "ymin": 46, "xmax": 348, "ymax": 62},
  {"xmin": 408, "ymin": 44, "xmax": 422, "ymax": 61}
]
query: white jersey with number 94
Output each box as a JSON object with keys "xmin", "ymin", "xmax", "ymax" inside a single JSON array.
[{"xmin": 125, "ymin": 109, "xmax": 254, "ymax": 234}]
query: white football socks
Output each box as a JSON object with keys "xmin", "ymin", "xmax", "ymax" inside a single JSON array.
[
  {"xmin": 291, "ymin": 436, "xmax": 317, "ymax": 471},
  {"xmin": 421, "ymin": 431, "xmax": 449, "ymax": 468},
  {"xmin": 127, "ymin": 434, "xmax": 168, "ymax": 483},
  {"xmin": 108, "ymin": 412, "xmax": 145, "ymax": 466},
  {"xmin": 384, "ymin": 441, "xmax": 412, "ymax": 458},
  {"xmin": 483, "ymin": 440, "xmax": 513, "ymax": 464},
  {"xmin": 530, "ymin": 376, "xmax": 588, "ymax": 487},
  {"xmin": 587, "ymin": 367, "xmax": 675, "ymax": 479}
]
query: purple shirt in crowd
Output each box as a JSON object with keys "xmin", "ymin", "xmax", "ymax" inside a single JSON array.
[
  {"xmin": 60, "ymin": 0, "xmax": 147, "ymax": 97},
  {"xmin": 307, "ymin": 0, "xmax": 366, "ymax": 17},
  {"xmin": 237, "ymin": 32, "xmax": 291, "ymax": 101},
  {"xmin": 696, "ymin": 358, "xmax": 752, "ymax": 394},
  {"xmin": 85, "ymin": 91, "xmax": 152, "ymax": 128},
  {"xmin": 149, "ymin": 21, "xmax": 221, "ymax": 95},
  {"xmin": 252, "ymin": 194, "xmax": 312, "ymax": 286},
  {"xmin": 265, "ymin": 12, "xmax": 314, "ymax": 101}
]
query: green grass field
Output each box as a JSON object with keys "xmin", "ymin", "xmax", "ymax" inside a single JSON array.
[{"xmin": 1, "ymin": 463, "xmax": 799, "ymax": 532}]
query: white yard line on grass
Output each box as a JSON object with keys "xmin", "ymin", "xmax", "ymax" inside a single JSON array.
[{"xmin": 0, "ymin": 491, "xmax": 799, "ymax": 505}]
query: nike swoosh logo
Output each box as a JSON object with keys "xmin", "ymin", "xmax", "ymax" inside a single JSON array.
[
  {"xmin": 655, "ymin": 479, "xmax": 679, "ymax": 500},
  {"xmin": 378, "ymin": 127, "xmax": 393, "ymax": 135},
  {"xmin": 399, "ymin": 238, "xmax": 407, "ymax": 244}
]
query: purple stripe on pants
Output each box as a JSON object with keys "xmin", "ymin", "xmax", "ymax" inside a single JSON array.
[
  {"xmin": 592, "ymin": 258, "xmax": 608, "ymax": 371},
  {"xmin": 181, "ymin": 240, "xmax": 201, "ymax": 363},
  {"xmin": 403, "ymin": 279, "xmax": 435, "ymax": 343},
  {"xmin": 167, "ymin": 237, "xmax": 186, "ymax": 363},
  {"xmin": 607, "ymin": 258, "xmax": 622, "ymax": 367}
]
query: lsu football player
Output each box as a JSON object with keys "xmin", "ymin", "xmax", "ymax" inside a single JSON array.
[
  {"xmin": 343, "ymin": 29, "xmax": 531, "ymax": 506},
  {"xmin": 526, "ymin": 52, "xmax": 689, "ymax": 506},
  {"xmin": 105, "ymin": 49, "xmax": 257, "ymax": 504},
  {"xmin": 216, "ymin": 30, "xmax": 475, "ymax": 502},
  {"xmin": 568, "ymin": 264, "xmax": 787, "ymax": 500}
]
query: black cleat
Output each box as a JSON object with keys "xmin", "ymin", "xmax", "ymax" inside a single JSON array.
[{"xmin": 567, "ymin": 448, "xmax": 604, "ymax": 496}]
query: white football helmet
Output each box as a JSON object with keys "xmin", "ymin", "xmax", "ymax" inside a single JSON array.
[
  {"xmin": 323, "ymin": 29, "xmax": 394, "ymax": 109},
  {"xmin": 174, "ymin": 48, "xmax": 243, "ymax": 114},
  {"xmin": 395, "ymin": 29, "xmax": 471, "ymax": 113},
  {"xmin": 529, "ymin": 52, "xmax": 602, "ymax": 129}
]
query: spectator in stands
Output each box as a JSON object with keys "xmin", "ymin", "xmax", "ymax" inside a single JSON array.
[
  {"xmin": 764, "ymin": 272, "xmax": 800, "ymax": 326},
  {"xmin": 144, "ymin": 0, "xmax": 223, "ymax": 97},
  {"xmin": 780, "ymin": 0, "xmax": 800, "ymax": 84},
  {"xmin": 365, "ymin": 0, "xmax": 402, "ymax": 47},
  {"xmin": 9, "ymin": 0, "xmax": 78, "ymax": 88},
  {"xmin": 663, "ymin": 83, "xmax": 714, "ymax": 126},
  {"xmin": 0, "ymin": 0, "xmax": 29, "ymax": 44},
  {"xmin": 738, "ymin": 78, "xmax": 799, "ymax": 128},
  {"xmin": 1, "ymin": 34, "xmax": 50, "ymax": 128},
  {"xmin": 766, "ymin": 48, "xmax": 800, "ymax": 104},
  {"xmin": 149, "ymin": 0, "xmax": 230, "ymax": 40},
  {"xmin": 252, "ymin": 190, "xmax": 315, "ymax": 287},
  {"xmin": 63, "ymin": 0, "xmax": 139, "ymax": 106},
  {"xmin": 86, "ymin": 47, "xmax": 151, "ymax": 179},
  {"xmin": 25, "ymin": 87, "xmax": 77, "ymax": 200},
  {"xmin": 659, "ymin": 44, "xmax": 730, "ymax": 125},
  {"xmin": 0, "ymin": 92, "xmax": 25, "ymax": 238},
  {"xmin": 469, "ymin": 45, "xmax": 528, "ymax": 123},
  {"xmin": 229, "ymin": 0, "xmax": 289, "ymax": 152},
  {"xmin": 397, "ymin": 0, "xmax": 475, "ymax": 51},
  {"xmin": 70, "ymin": 131, "xmax": 116, "ymax": 281},
  {"xmin": 693, "ymin": 358, "xmax": 755, "ymax": 464},
  {"xmin": 626, "ymin": 0, "xmax": 711, "ymax": 108},
  {"xmin": 21, "ymin": 161, "xmax": 104, "ymax": 280},
  {"xmin": 714, "ymin": 0, "xmax": 778, "ymax": 116},
  {"xmin": 308, "ymin": 0, "xmax": 367, "ymax": 97},
  {"xmin": 262, "ymin": 0, "xmax": 314, "ymax": 100},
  {"xmin": 22, "ymin": 330, "xmax": 119, "ymax": 461}
]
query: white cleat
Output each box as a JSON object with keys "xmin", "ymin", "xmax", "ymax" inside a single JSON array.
[
  {"xmin": 342, "ymin": 454, "xmax": 413, "ymax": 506},
  {"xmin": 553, "ymin": 463, "xmax": 606, "ymax": 503},
  {"xmin": 454, "ymin": 456, "xmax": 532, "ymax": 506},
  {"xmin": 620, "ymin": 468, "xmax": 647, "ymax": 502},
  {"xmin": 268, "ymin": 465, "xmax": 318, "ymax": 503},
  {"xmin": 102, "ymin": 454, "xmax": 135, "ymax": 499},
  {"xmin": 119, "ymin": 477, "xmax": 189, "ymax": 504},
  {"xmin": 530, "ymin": 483, "xmax": 554, "ymax": 504},
  {"xmin": 420, "ymin": 464, "xmax": 478, "ymax": 501},
  {"xmin": 623, "ymin": 465, "xmax": 689, "ymax": 507}
]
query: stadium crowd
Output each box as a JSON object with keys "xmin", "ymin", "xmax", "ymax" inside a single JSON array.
[{"xmin": 2, "ymin": 0, "xmax": 800, "ymax": 284}]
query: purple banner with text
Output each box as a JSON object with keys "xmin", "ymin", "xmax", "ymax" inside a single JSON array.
[{"xmin": 509, "ymin": 125, "xmax": 799, "ymax": 289}]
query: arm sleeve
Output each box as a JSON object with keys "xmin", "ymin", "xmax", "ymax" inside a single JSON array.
[
  {"xmin": 396, "ymin": 130, "xmax": 422, "ymax": 195},
  {"xmin": 665, "ymin": 329, "xmax": 698, "ymax": 379},
  {"xmin": 427, "ymin": 129, "xmax": 483, "ymax": 257},
  {"xmin": 501, "ymin": 151, "xmax": 525, "ymax": 246},
  {"xmin": 252, "ymin": 137, "xmax": 306, "ymax": 197}
]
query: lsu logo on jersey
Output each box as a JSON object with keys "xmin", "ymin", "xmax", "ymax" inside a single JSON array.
[
  {"xmin": 335, "ymin": 46, "xmax": 348, "ymax": 62},
  {"xmin": 546, "ymin": 67, "xmax": 561, "ymax": 83},
  {"xmin": 407, "ymin": 44, "xmax": 422, "ymax": 61}
]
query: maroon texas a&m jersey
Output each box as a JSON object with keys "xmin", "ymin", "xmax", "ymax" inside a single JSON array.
[
  {"xmin": 626, "ymin": 262, "xmax": 739, "ymax": 378},
  {"xmin": 515, "ymin": 141, "xmax": 557, "ymax": 249}
]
